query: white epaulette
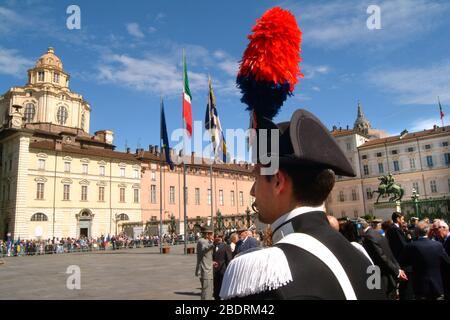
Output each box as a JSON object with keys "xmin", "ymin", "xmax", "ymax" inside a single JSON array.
[{"xmin": 219, "ymin": 247, "xmax": 293, "ymax": 300}]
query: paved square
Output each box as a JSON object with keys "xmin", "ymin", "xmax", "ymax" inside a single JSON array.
[{"xmin": 0, "ymin": 245, "xmax": 201, "ymax": 300}]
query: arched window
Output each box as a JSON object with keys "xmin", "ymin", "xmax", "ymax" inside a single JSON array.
[
  {"xmin": 117, "ymin": 213, "xmax": 129, "ymax": 221},
  {"xmin": 31, "ymin": 213, "xmax": 48, "ymax": 221},
  {"xmin": 81, "ymin": 113, "xmax": 85, "ymax": 130},
  {"xmin": 24, "ymin": 103, "xmax": 36, "ymax": 123},
  {"xmin": 57, "ymin": 106, "xmax": 68, "ymax": 125}
]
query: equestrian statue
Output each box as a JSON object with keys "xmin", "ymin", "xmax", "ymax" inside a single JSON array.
[{"xmin": 372, "ymin": 173, "xmax": 404, "ymax": 203}]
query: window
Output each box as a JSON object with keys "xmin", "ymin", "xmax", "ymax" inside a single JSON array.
[
  {"xmin": 352, "ymin": 189, "xmax": 357, "ymax": 201},
  {"xmin": 56, "ymin": 106, "xmax": 68, "ymax": 125},
  {"xmin": 36, "ymin": 183, "xmax": 44, "ymax": 199},
  {"xmin": 120, "ymin": 188, "xmax": 125, "ymax": 202},
  {"xmin": 346, "ymin": 143, "xmax": 351, "ymax": 151},
  {"xmin": 99, "ymin": 187, "xmax": 105, "ymax": 202},
  {"xmin": 363, "ymin": 165, "xmax": 369, "ymax": 176},
  {"xmin": 366, "ymin": 188, "xmax": 373, "ymax": 200},
  {"xmin": 207, "ymin": 189, "xmax": 212, "ymax": 205},
  {"xmin": 376, "ymin": 152, "xmax": 382, "ymax": 157},
  {"xmin": 393, "ymin": 160, "xmax": 400, "ymax": 172},
  {"xmin": 38, "ymin": 71, "xmax": 44, "ymax": 81},
  {"xmin": 444, "ymin": 153, "xmax": 450, "ymax": 165},
  {"xmin": 134, "ymin": 189, "xmax": 139, "ymax": 203},
  {"xmin": 410, "ymin": 158, "xmax": 416, "ymax": 169},
  {"xmin": 378, "ymin": 163, "xmax": 384, "ymax": 174},
  {"xmin": 362, "ymin": 155, "xmax": 367, "ymax": 160},
  {"xmin": 219, "ymin": 190, "xmax": 224, "ymax": 206},
  {"xmin": 184, "ymin": 187, "xmax": 188, "ymax": 204},
  {"xmin": 339, "ymin": 191, "xmax": 345, "ymax": 202},
  {"xmin": 99, "ymin": 165, "xmax": 105, "ymax": 176},
  {"xmin": 7, "ymin": 184, "xmax": 10, "ymax": 201},
  {"xmin": 391, "ymin": 150, "xmax": 398, "ymax": 155},
  {"xmin": 169, "ymin": 186, "xmax": 175, "ymax": 204},
  {"xmin": 82, "ymin": 163, "xmax": 88, "ymax": 174},
  {"xmin": 24, "ymin": 103, "xmax": 36, "ymax": 123},
  {"xmin": 239, "ymin": 191, "xmax": 244, "ymax": 206},
  {"xmin": 443, "ymin": 141, "xmax": 449, "ymax": 147},
  {"xmin": 31, "ymin": 213, "xmax": 48, "ymax": 221},
  {"xmin": 81, "ymin": 186, "xmax": 88, "ymax": 201},
  {"xmin": 195, "ymin": 188, "xmax": 200, "ymax": 205},
  {"xmin": 133, "ymin": 169, "xmax": 139, "ymax": 179},
  {"xmin": 413, "ymin": 182, "xmax": 419, "ymax": 194},
  {"xmin": 231, "ymin": 191, "xmax": 235, "ymax": 206},
  {"xmin": 63, "ymin": 184, "xmax": 70, "ymax": 200},
  {"xmin": 81, "ymin": 114, "xmax": 85, "ymax": 130},
  {"xmin": 120, "ymin": 167, "xmax": 125, "ymax": 177},
  {"xmin": 64, "ymin": 162, "xmax": 71, "ymax": 173},
  {"xmin": 425, "ymin": 144, "xmax": 431, "ymax": 150},
  {"xmin": 53, "ymin": 73, "xmax": 59, "ymax": 83},
  {"xmin": 430, "ymin": 180, "xmax": 437, "ymax": 193},
  {"xmin": 407, "ymin": 147, "xmax": 414, "ymax": 152},
  {"xmin": 150, "ymin": 185, "xmax": 156, "ymax": 204},
  {"xmin": 38, "ymin": 159, "xmax": 45, "ymax": 170},
  {"xmin": 426, "ymin": 155, "xmax": 433, "ymax": 167},
  {"xmin": 151, "ymin": 171, "xmax": 156, "ymax": 181}
]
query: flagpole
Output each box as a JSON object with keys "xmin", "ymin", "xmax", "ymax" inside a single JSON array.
[
  {"xmin": 159, "ymin": 96, "xmax": 163, "ymax": 254},
  {"xmin": 182, "ymin": 49, "xmax": 187, "ymax": 255},
  {"xmin": 438, "ymin": 96, "xmax": 445, "ymax": 127},
  {"xmin": 208, "ymin": 77, "xmax": 214, "ymax": 232}
]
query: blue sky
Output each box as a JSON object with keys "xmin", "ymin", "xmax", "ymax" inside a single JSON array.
[{"xmin": 1, "ymin": 0, "xmax": 449, "ymax": 158}]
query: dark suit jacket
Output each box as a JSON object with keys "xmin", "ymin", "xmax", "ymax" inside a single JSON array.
[
  {"xmin": 386, "ymin": 224, "xmax": 407, "ymax": 261},
  {"xmin": 213, "ymin": 243, "xmax": 233, "ymax": 276},
  {"xmin": 362, "ymin": 228, "xmax": 400, "ymax": 297},
  {"xmin": 236, "ymin": 237, "xmax": 259, "ymax": 255},
  {"xmin": 234, "ymin": 212, "xmax": 386, "ymax": 300},
  {"xmin": 444, "ymin": 237, "xmax": 450, "ymax": 258},
  {"xmin": 399, "ymin": 238, "xmax": 450, "ymax": 298}
]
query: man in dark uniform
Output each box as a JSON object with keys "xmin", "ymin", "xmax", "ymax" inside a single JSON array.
[{"xmin": 219, "ymin": 109, "xmax": 386, "ymax": 300}]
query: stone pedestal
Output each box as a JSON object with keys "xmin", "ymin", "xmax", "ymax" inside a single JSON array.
[{"xmin": 374, "ymin": 201, "xmax": 401, "ymax": 221}]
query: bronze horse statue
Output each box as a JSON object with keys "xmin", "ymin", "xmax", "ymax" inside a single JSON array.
[{"xmin": 372, "ymin": 174, "xmax": 404, "ymax": 203}]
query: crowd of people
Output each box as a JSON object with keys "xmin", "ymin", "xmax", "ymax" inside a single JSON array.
[
  {"xmin": 0, "ymin": 233, "xmax": 185, "ymax": 257},
  {"xmin": 195, "ymin": 213, "xmax": 450, "ymax": 301}
]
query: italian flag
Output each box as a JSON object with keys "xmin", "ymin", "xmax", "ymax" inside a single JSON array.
[{"xmin": 182, "ymin": 54, "xmax": 193, "ymax": 137}]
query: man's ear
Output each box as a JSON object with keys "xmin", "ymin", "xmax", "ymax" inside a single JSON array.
[{"xmin": 274, "ymin": 169, "xmax": 288, "ymax": 194}]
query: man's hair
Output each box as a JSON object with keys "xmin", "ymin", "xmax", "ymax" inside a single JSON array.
[
  {"xmin": 415, "ymin": 220, "xmax": 429, "ymax": 237},
  {"xmin": 391, "ymin": 212, "xmax": 403, "ymax": 223},
  {"xmin": 266, "ymin": 165, "xmax": 335, "ymax": 206}
]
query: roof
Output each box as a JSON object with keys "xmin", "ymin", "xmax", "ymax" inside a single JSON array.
[
  {"xmin": 30, "ymin": 140, "xmax": 138, "ymax": 162},
  {"xmin": 360, "ymin": 125, "xmax": 450, "ymax": 148}
]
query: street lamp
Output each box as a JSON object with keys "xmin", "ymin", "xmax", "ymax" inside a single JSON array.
[{"xmin": 411, "ymin": 188, "xmax": 420, "ymax": 220}]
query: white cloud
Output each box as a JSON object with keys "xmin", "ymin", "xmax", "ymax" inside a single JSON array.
[
  {"xmin": 367, "ymin": 59, "xmax": 450, "ymax": 105},
  {"xmin": 97, "ymin": 53, "xmax": 208, "ymax": 96},
  {"xmin": 126, "ymin": 23, "xmax": 145, "ymax": 39},
  {"xmin": 148, "ymin": 26, "xmax": 157, "ymax": 33},
  {"xmin": 0, "ymin": 6, "xmax": 28, "ymax": 34},
  {"xmin": 303, "ymin": 64, "xmax": 330, "ymax": 79},
  {"xmin": 284, "ymin": 0, "xmax": 450, "ymax": 49},
  {"xmin": 0, "ymin": 47, "xmax": 33, "ymax": 77},
  {"xmin": 312, "ymin": 86, "xmax": 321, "ymax": 92},
  {"xmin": 410, "ymin": 115, "xmax": 449, "ymax": 132},
  {"xmin": 155, "ymin": 13, "xmax": 166, "ymax": 22}
]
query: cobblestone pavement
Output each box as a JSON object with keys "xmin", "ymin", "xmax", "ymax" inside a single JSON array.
[{"xmin": 0, "ymin": 245, "xmax": 201, "ymax": 300}]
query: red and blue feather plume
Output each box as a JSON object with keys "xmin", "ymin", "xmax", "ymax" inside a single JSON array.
[{"xmin": 237, "ymin": 7, "xmax": 303, "ymax": 126}]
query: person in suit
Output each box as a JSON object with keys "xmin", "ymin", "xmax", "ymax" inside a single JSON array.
[
  {"xmin": 360, "ymin": 219, "xmax": 408, "ymax": 299},
  {"xmin": 235, "ymin": 229, "xmax": 259, "ymax": 255},
  {"xmin": 386, "ymin": 212, "xmax": 407, "ymax": 260},
  {"xmin": 399, "ymin": 220, "xmax": 450, "ymax": 300},
  {"xmin": 213, "ymin": 235, "xmax": 233, "ymax": 300},
  {"xmin": 437, "ymin": 220, "xmax": 450, "ymax": 299},
  {"xmin": 386, "ymin": 211, "xmax": 414, "ymax": 300},
  {"xmin": 195, "ymin": 227, "xmax": 215, "ymax": 300}
]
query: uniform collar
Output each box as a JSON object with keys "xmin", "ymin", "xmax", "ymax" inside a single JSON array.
[{"xmin": 271, "ymin": 204, "xmax": 325, "ymax": 244}]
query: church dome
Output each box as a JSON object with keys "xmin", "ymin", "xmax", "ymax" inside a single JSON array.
[{"xmin": 35, "ymin": 47, "xmax": 63, "ymax": 70}]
